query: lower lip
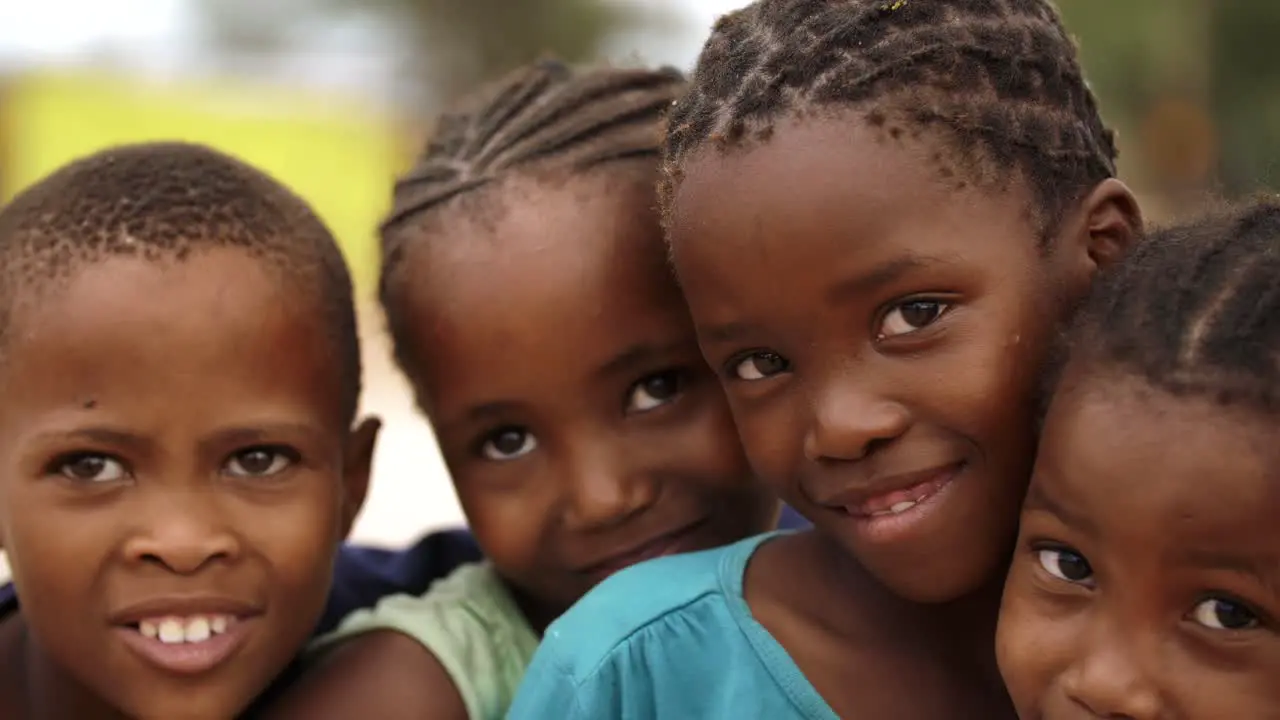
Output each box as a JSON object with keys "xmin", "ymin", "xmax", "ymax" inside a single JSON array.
[
  {"xmin": 843, "ymin": 465, "xmax": 963, "ymax": 546},
  {"xmin": 586, "ymin": 521, "xmax": 707, "ymax": 581},
  {"xmin": 115, "ymin": 619, "xmax": 251, "ymax": 676}
]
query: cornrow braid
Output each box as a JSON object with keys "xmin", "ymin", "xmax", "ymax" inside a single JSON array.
[
  {"xmin": 378, "ymin": 57, "xmax": 686, "ymax": 380},
  {"xmin": 661, "ymin": 0, "xmax": 1117, "ymax": 239},
  {"xmin": 1070, "ymin": 197, "xmax": 1280, "ymax": 411}
]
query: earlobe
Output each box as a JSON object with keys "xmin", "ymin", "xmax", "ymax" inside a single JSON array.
[
  {"xmin": 1079, "ymin": 177, "xmax": 1144, "ymax": 270},
  {"xmin": 339, "ymin": 416, "xmax": 382, "ymax": 538}
]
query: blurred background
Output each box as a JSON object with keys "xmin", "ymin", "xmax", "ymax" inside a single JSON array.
[{"xmin": 0, "ymin": 0, "xmax": 1275, "ymax": 577}]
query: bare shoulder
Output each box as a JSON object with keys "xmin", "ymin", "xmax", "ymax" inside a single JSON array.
[
  {"xmin": 260, "ymin": 631, "xmax": 469, "ymax": 720},
  {"xmin": 0, "ymin": 614, "xmax": 23, "ymax": 717}
]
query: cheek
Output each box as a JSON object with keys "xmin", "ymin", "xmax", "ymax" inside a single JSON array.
[
  {"xmin": 996, "ymin": 563, "xmax": 1072, "ymax": 707},
  {"xmin": 4, "ymin": 498, "xmax": 102, "ymax": 606},
  {"xmin": 724, "ymin": 394, "xmax": 800, "ymax": 494},
  {"xmin": 646, "ymin": 396, "xmax": 752, "ymax": 486},
  {"xmin": 239, "ymin": 488, "xmax": 344, "ymax": 603},
  {"xmin": 454, "ymin": 480, "xmax": 551, "ymax": 575}
]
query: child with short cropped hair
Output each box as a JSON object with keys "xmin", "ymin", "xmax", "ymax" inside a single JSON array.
[
  {"xmin": 998, "ymin": 198, "xmax": 1280, "ymax": 719},
  {"xmin": 0, "ymin": 142, "xmax": 377, "ymax": 719}
]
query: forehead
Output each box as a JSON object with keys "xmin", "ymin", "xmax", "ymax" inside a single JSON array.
[
  {"xmin": 0, "ymin": 250, "xmax": 343, "ymax": 430},
  {"xmin": 401, "ymin": 171, "xmax": 693, "ymax": 400},
  {"xmin": 1038, "ymin": 371, "xmax": 1280, "ymax": 543},
  {"xmin": 667, "ymin": 112, "xmax": 1040, "ymax": 311}
]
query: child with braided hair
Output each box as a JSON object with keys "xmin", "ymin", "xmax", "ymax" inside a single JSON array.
[
  {"xmin": 997, "ymin": 198, "xmax": 1280, "ymax": 719},
  {"xmin": 261, "ymin": 58, "xmax": 783, "ymax": 720},
  {"xmin": 510, "ymin": 1, "xmax": 1142, "ymax": 717}
]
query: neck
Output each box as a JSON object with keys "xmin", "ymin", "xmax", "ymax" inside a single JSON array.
[{"xmin": 815, "ymin": 531, "xmax": 1007, "ymax": 676}]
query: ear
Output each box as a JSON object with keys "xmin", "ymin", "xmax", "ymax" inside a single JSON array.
[
  {"xmin": 1053, "ymin": 178, "xmax": 1144, "ymax": 300},
  {"xmin": 339, "ymin": 416, "xmax": 381, "ymax": 539}
]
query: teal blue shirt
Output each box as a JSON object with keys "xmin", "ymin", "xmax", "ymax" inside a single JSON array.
[{"xmin": 506, "ymin": 532, "xmax": 839, "ymax": 719}]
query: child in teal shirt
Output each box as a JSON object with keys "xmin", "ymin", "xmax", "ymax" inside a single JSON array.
[{"xmin": 509, "ymin": 0, "xmax": 1143, "ymax": 716}]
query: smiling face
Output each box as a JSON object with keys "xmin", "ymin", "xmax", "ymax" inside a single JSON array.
[
  {"xmin": 666, "ymin": 113, "xmax": 1096, "ymax": 603},
  {"xmin": 998, "ymin": 369, "xmax": 1280, "ymax": 719},
  {"xmin": 0, "ymin": 250, "xmax": 373, "ymax": 718},
  {"xmin": 390, "ymin": 168, "xmax": 778, "ymax": 625}
]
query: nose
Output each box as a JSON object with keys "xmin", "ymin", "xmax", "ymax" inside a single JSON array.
[
  {"xmin": 562, "ymin": 436, "xmax": 660, "ymax": 533},
  {"xmin": 802, "ymin": 371, "xmax": 910, "ymax": 463},
  {"xmin": 1062, "ymin": 620, "xmax": 1164, "ymax": 719},
  {"xmin": 123, "ymin": 488, "xmax": 241, "ymax": 574}
]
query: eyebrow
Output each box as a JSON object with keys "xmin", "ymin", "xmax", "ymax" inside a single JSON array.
[
  {"xmin": 596, "ymin": 340, "xmax": 691, "ymax": 380},
  {"xmin": 823, "ymin": 255, "xmax": 940, "ymax": 307},
  {"xmin": 699, "ymin": 320, "xmax": 755, "ymax": 346},
  {"xmin": 1022, "ymin": 478, "xmax": 1098, "ymax": 536},
  {"xmin": 460, "ymin": 400, "xmax": 524, "ymax": 426},
  {"xmin": 200, "ymin": 424, "xmax": 324, "ymax": 453},
  {"xmin": 698, "ymin": 255, "xmax": 945, "ymax": 345},
  {"xmin": 1174, "ymin": 548, "xmax": 1279, "ymax": 584},
  {"xmin": 32, "ymin": 426, "xmax": 153, "ymax": 453}
]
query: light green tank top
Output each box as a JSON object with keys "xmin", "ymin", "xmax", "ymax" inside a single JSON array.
[{"xmin": 311, "ymin": 562, "xmax": 540, "ymax": 720}]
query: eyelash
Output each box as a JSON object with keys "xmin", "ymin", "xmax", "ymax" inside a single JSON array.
[
  {"xmin": 45, "ymin": 445, "xmax": 302, "ymax": 483},
  {"xmin": 625, "ymin": 368, "xmax": 687, "ymax": 414},
  {"xmin": 874, "ymin": 297, "xmax": 953, "ymax": 342}
]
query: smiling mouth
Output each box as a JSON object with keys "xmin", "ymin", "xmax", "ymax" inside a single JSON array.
[
  {"xmin": 135, "ymin": 614, "xmax": 238, "ymax": 644},
  {"xmin": 845, "ymin": 472, "xmax": 956, "ymax": 518},
  {"xmin": 116, "ymin": 613, "xmax": 255, "ymax": 675},
  {"xmin": 580, "ymin": 520, "xmax": 709, "ymax": 580}
]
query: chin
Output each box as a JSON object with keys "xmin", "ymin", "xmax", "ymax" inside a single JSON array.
[
  {"xmin": 109, "ymin": 686, "xmax": 256, "ymax": 720},
  {"xmin": 862, "ymin": 551, "xmax": 999, "ymax": 605}
]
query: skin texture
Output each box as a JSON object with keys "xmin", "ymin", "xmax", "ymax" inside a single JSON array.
[
  {"xmin": 263, "ymin": 167, "xmax": 779, "ymax": 720},
  {"xmin": 666, "ymin": 112, "xmax": 1140, "ymax": 717},
  {"xmin": 0, "ymin": 250, "xmax": 377, "ymax": 720},
  {"xmin": 998, "ymin": 369, "xmax": 1280, "ymax": 720}
]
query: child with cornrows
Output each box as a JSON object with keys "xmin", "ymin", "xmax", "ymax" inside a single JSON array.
[
  {"xmin": 510, "ymin": 1, "xmax": 1143, "ymax": 717},
  {"xmin": 261, "ymin": 59, "xmax": 787, "ymax": 720},
  {"xmin": 998, "ymin": 198, "xmax": 1280, "ymax": 719}
]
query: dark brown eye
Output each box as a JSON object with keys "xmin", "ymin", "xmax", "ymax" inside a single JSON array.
[
  {"xmin": 733, "ymin": 351, "xmax": 790, "ymax": 381},
  {"xmin": 481, "ymin": 427, "xmax": 536, "ymax": 461},
  {"xmin": 878, "ymin": 299, "xmax": 949, "ymax": 339},
  {"xmin": 58, "ymin": 453, "xmax": 125, "ymax": 483},
  {"xmin": 627, "ymin": 370, "xmax": 684, "ymax": 412},
  {"xmin": 226, "ymin": 447, "xmax": 292, "ymax": 477}
]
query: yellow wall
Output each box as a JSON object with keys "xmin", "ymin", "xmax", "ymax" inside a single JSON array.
[{"xmin": 0, "ymin": 70, "xmax": 406, "ymax": 289}]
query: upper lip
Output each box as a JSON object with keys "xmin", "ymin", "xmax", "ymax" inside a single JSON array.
[
  {"xmin": 108, "ymin": 595, "xmax": 264, "ymax": 625},
  {"xmin": 814, "ymin": 461, "xmax": 963, "ymax": 509},
  {"xmin": 574, "ymin": 519, "xmax": 708, "ymax": 576}
]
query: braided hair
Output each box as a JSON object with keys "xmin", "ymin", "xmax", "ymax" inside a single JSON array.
[
  {"xmin": 1066, "ymin": 197, "xmax": 1280, "ymax": 412},
  {"xmin": 378, "ymin": 58, "xmax": 685, "ymax": 378},
  {"xmin": 662, "ymin": 0, "xmax": 1117, "ymax": 240}
]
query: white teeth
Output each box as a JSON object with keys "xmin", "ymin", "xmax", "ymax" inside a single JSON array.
[
  {"xmin": 185, "ymin": 617, "xmax": 211, "ymax": 643},
  {"xmin": 139, "ymin": 615, "xmax": 234, "ymax": 644},
  {"xmin": 889, "ymin": 500, "xmax": 918, "ymax": 514},
  {"xmin": 158, "ymin": 619, "xmax": 185, "ymax": 644},
  {"xmin": 869, "ymin": 499, "xmax": 920, "ymax": 517}
]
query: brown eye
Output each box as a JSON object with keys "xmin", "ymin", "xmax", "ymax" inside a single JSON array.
[
  {"xmin": 480, "ymin": 427, "xmax": 536, "ymax": 461},
  {"xmin": 1191, "ymin": 598, "xmax": 1261, "ymax": 631},
  {"xmin": 878, "ymin": 300, "xmax": 949, "ymax": 339},
  {"xmin": 1037, "ymin": 546, "xmax": 1094, "ymax": 585},
  {"xmin": 732, "ymin": 351, "xmax": 790, "ymax": 381},
  {"xmin": 226, "ymin": 447, "xmax": 293, "ymax": 477},
  {"xmin": 57, "ymin": 453, "xmax": 126, "ymax": 483},
  {"xmin": 627, "ymin": 370, "xmax": 684, "ymax": 413}
]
